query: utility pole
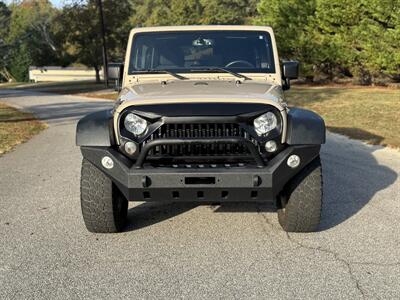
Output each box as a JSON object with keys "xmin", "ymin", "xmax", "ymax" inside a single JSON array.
[{"xmin": 97, "ymin": 0, "xmax": 108, "ymax": 88}]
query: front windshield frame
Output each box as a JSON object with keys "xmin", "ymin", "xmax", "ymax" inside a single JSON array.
[{"xmin": 128, "ymin": 30, "xmax": 276, "ymax": 75}]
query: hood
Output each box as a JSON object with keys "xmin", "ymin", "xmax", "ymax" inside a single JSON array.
[{"xmin": 118, "ymin": 80, "xmax": 284, "ymax": 104}]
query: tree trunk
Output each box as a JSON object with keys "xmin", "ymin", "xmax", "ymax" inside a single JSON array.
[{"xmin": 94, "ymin": 66, "xmax": 100, "ymax": 83}]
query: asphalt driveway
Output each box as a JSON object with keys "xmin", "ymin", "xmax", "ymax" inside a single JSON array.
[{"xmin": 0, "ymin": 90, "xmax": 399, "ymax": 299}]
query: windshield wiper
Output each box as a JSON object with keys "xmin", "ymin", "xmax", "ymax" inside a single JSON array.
[
  {"xmin": 189, "ymin": 67, "xmax": 250, "ymax": 80},
  {"xmin": 132, "ymin": 69, "xmax": 187, "ymax": 80}
]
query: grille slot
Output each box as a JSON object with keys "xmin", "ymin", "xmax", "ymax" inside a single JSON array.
[{"xmin": 145, "ymin": 123, "xmax": 258, "ymax": 158}]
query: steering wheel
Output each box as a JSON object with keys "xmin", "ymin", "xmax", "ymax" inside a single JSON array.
[{"xmin": 225, "ymin": 60, "xmax": 254, "ymax": 68}]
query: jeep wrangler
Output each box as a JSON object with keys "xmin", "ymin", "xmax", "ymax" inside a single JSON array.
[{"xmin": 76, "ymin": 26, "xmax": 325, "ymax": 233}]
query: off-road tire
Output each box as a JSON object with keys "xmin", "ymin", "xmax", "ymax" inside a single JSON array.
[
  {"xmin": 80, "ymin": 159, "xmax": 128, "ymax": 233},
  {"xmin": 277, "ymin": 156, "xmax": 322, "ymax": 232}
]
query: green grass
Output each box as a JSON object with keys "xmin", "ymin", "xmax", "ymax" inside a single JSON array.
[
  {"xmin": 0, "ymin": 103, "xmax": 47, "ymax": 155},
  {"xmin": 285, "ymin": 86, "xmax": 400, "ymax": 148}
]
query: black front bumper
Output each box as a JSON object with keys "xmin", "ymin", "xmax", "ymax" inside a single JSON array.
[{"xmin": 81, "ymin": 144, "xmax": 320, "ymax": 204}]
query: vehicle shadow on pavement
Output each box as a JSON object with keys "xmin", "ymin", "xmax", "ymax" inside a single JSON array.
[
  {"xmin": 210, "ymin": 133, "xmax": 398, "ymax": 231},
  {"xmin": 125, "ymin": 202, "xmax": 199, "ymax": 231},
  {"xmin": 124, "ymin": 202, "xmax": 275, "ymax": 232},
  {"xmin": 211, "ymin": 202, "xmax": 276, "ymax": 213},
  {"xmin": 319, "ymin": 133, "xmax": 398, "ymax": 231}
]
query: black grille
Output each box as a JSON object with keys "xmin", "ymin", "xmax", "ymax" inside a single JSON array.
[{"xmin": 145, "ymin": 123, "xmax": 257, "ymax": 158}]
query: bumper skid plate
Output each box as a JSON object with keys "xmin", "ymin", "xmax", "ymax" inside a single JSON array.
[{"xmin": 81, "ymin": 145, "xmax": 320, "ymax": 203}]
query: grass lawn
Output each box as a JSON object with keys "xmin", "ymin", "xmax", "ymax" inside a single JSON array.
[
  {"xmin": 83, "ymin": 91, "xmax": 118, "ymax": 100},
  {"xmin": 0, "ymin": 103, "xmax": 47, "ymax": 155},
  {"xmin": 285, "ymin": 86, "xmax": 400, "ymax": 148}
]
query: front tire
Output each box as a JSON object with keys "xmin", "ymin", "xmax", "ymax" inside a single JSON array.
[
  {"xmin": 80, "ymin": 159, "xmax": 128, "ymax": 233},
  {"xmin": 277, "ymin": 156, "xmax": 323, "ymax": 232}
]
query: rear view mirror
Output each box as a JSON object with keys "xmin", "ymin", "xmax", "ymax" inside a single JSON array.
[
  {"xmin": 192, "ymin": 38, "xmax": 214, "ymax": 46},
  {"xmin": 108, "ymin": 63, "xmax": 124, "ymax": 91},
  {"xmin": 281, "ymin": 61, "xmax": 299, "ymax": 90}
]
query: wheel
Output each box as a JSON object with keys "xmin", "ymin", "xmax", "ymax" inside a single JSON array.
[
  {"xmin": 277, "ymin": 156, "xmax": 323, "ymax": 232},
  {"xmin": 80, "ymin": 159, "xmax": 128, "ymax": 233}
]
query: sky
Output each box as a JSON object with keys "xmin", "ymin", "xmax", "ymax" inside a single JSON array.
[
  {"xmin": 4, "ymin": 0, "xmax": 76, "ymax": 8},
  {"xmin": 52, "ymin": 0, "xmax": 67, "ymax": 7},
  {"xmin": 50, "ymin": 0, "xmax": 64, "ymax": 7}
]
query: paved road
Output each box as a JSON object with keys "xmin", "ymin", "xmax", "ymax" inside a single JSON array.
[{"xmin": 0, "ymin": 90, "xmax": 399, "ymax": 299}]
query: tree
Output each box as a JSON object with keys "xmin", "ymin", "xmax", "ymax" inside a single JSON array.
[
  {"xmin": 256, "ymin": 0, "xmax": 400, "ymax": 84},
  {"xmin": 255, "ymin": 0, "xmax": 318, "ymax": 79},
  {"xmin": 0, "ymin": 1, "xmax": 12, "ymax": 81},
  {"xmin": 130, "ymin": 0, "xmax": 171, "ymax": 26},
  {"xmin": 315, "ymin": 0, "xmax": 400, "ymax": 83},
  {"xmin": 4, "ymin": 0, "xmax": 58, "ymax": 81},
  {"xmin": 57, "ymin": 0, "xmax": 132, "ymax": 82},
  {"xmin": 129, "ymin": 0, "xmax": 256, "ymax": 27},
  {"xmin": 168, "ymin": 0, "xmax": 203, "ymax": 25},
  {"xmin": 0, "ymin": 1, "xmax": 11, "ymax": 41},
  {"xmin": 200, "ymin": 0, "xmax": 255, "ymax": 25}
]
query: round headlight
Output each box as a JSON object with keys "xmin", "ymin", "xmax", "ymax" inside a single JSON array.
[
  {"xmin": 124, "ymin": 113, "xmax": 148, "ymax": 136},
  {"xmin": 254, "ymin": 112, "xmax": 277, "ymax": 135}
]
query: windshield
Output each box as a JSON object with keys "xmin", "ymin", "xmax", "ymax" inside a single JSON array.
[{"xmin": 128, "ymin": 31, "xmax": 275, "ymax": 74}]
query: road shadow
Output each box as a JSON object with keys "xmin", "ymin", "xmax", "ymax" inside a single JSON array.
[
  {"xmin": 0, "ymin": 101, "xmax": 112, "ymax": 124},
  {"xmin": 124, "ymin": 202, "xmax": 198, "ymax": 231},
  {"xmin": 0, "ymin": 81, "xmax": 108, "ymax": 97},
  {"xmin": 327, "ymin": 126, "xmax": 386, "ymax": 146},
  {"xmin": 122, "ymin": 132, "xmax": 398, "ymax": 232},
  {"xmin": 318, "ymin": 133, "xmax": 397, "ymax": 230},
  {"xmin": 211, "ymin": 132, "xmax": 397, "ymax": 231},
  {"xmin": 124, "ymin": 201, "xmax": 275, "ymax": 232},
  {"xmin": 27, "ymin": 101, "xmax": 112, "ymax": 123}
]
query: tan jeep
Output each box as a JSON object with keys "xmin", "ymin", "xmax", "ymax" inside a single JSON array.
[{"xmin": 76, "ymin": 26, "xmax": 325, "ymax": 233}]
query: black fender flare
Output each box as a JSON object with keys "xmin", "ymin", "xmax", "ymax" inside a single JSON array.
[
  {"xmin": 76, "ymin": 110, "xmax": 114, "ymax": 146},
  {"xmin": 286, "ymin": 108, "xmax": 326, "ymax": 145}
]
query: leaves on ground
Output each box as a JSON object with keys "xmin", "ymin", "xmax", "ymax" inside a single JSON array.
[{"xmin": 0, "ymin": 103, "xmax": 47, "ymax": 155}]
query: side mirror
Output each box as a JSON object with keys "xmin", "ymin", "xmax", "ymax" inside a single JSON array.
[
  {"xmin": 108, "ymin": 62, "xmax": 124, "ymax": 91},
  {"xmin": 282, "ymin": 61, "xmax": 299, "ymax": 90}
]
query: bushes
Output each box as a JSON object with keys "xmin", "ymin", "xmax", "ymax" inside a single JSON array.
[
  {"xmin": 8, "ymin": 44, "xmax": 32, "ymax": 82},
  {"xmin": 255, "ymin": 0, "xmax": 400, "ymax": 84}
]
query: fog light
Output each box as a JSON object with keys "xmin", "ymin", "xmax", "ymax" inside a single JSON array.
[
  {"xmin": 265, "ymin": 140, "xmax": 277, "ymax": 152},
  {"xmin": 287, "ymin": 155, "xmax": 300, "ymax": 168},
  {"xmin": 101, "ymin": 156, "xmax": 114, "ymax": 169},
  {"xmin": 124, "ymin": 141, "xmax": 137, "ymax": 155}
]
